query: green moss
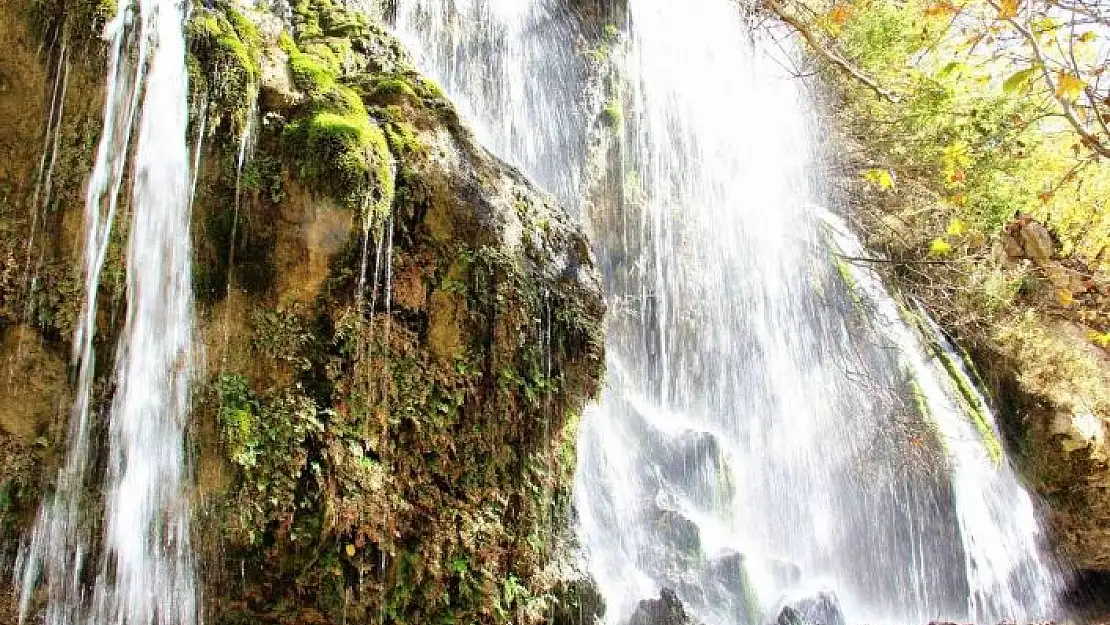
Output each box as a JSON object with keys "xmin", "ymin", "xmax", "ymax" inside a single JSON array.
[
  {"xmin": 902, "ymin": 305, "xmax": 1003, "ymax": 464},
  {"xmin": 292, "ymin": 0, "xmax": 324, "ymax": 40},
  {"xmin": 356, "ymin": 73, "xmax": 447, "ymax": 107},
  {"xmin": 834, "ymin": 257, "xmax": 865, "ymax": 310},
  {"xmin": 213, "ymin": 375, "xmax": 323, "ymax": 545},
  {"xmin": 602, "ymin": 98, "xmax": 622, "ymax": 128},
  {"xmin": 289, "ymin": 48, "xmax": 338, "ymax": 97},
  {"xmin": 301, "ymin": 41, "xmax": 342, "ymax": 74},
  {"xmin": 186, "ymin": 7, "xmax": 262, "ymax": 131},
  {"xmin": 216, "ymin": 373, "xmax": 259, "ymax": 467},
  {"xmin": 936, "ymin": 347, "xmax": 1003, "ymax": 464},
  {"xmin": 283, "ymin": 107, "xmax": 394, "ymax": 216},
  {"xmin": 366, "ymin": 76, "xmax": 420, "ymax": 100},
  {"xmin": 382, "ymin": 119, "xmax": 425, "ymax": 156}
]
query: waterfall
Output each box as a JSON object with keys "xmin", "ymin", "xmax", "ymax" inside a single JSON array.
[
  {"xmin": 15, "ymin": 0, "xmax": 198, "ymax": 623},
  {"xmin": 395, "ymin": 0, "xmax": 1069, "ymax": 624}
]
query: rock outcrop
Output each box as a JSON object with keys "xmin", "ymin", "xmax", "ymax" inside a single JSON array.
[
  {"xmin": 0, "ymin": 1, "xmax": 605, "ymax": 624},
  {"xmin": 629, "ymin": 588, "xmax": 698, "ymax": 625}
]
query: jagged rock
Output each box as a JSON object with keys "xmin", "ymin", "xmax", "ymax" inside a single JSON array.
[
  {"xmin": 549, "ymin": 570, "xmax": 606, "ymax": 625},
  {"xmin": 1044, "ymin": 264, "xmax": 1089, "ymax": 295},
  {"xmin": 628, "ymin": 588, "xmax": 696, "ymax": 625},
  {"xmin": 1004, "ymin": 215, "xmax": 1056, "ymax": 264},
  {"xmin": 773, "ymin": 591, "xmax": 847, "ymax": 625},
  {"xmin": 259, "ymin": 46, "xmax": 303, "ymax": 113}
]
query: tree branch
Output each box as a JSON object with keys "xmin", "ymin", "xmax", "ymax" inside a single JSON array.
[
  {"xmin": 990, "ymin": 0, "xmax": 1110, "ymax": 158},
  {"xmin": 760, "ymin": 0, "xmax": 899, "ymax": 103}
]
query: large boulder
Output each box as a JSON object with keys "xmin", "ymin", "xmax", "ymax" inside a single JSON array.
[
  {"xmin": 628, "ymin": 588, "xmax": 697, "ymax": 625},
  {"xmin": 773, "ymin": 591, "xmax": 847, "ymax": 625}
]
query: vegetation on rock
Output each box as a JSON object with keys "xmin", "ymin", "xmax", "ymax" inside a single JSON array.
[{"xmin": 0, "ymin": 0, "xmax": 606, "ymax": 624}]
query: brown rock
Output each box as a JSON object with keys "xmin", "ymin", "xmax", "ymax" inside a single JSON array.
[
  {"xmin": 259, "ymin": 47, "xmax": 304, "ymax": 114},
  {"xmin": 1018, "ymin": 219, "xmax": 1056, "ymax": 264},
  {"xmin": 0, "ymin": 325, "xmax": 68, "ymax": 443},
  {"xmin": 629, "ymin": 589, "xmax": 695, "ymax": 625},
  {"xmin": 1001, "ymin": 232, "xmax": 1025, "ymax": 260}
]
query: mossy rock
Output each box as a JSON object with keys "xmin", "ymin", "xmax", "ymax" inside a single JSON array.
[
  {"xmin": 187, "ymin": 4, "xmax": 263, "ymax": 132},
  {"xmin": 0, "ymin": 0, "xmax": 607, "ymax": 623},
  {"xmin": 283, "ymin": 106, "xmax": 394, "ymax": 216}
]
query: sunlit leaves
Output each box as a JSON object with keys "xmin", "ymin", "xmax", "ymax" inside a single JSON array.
[
  {"xmin": 1055, "ymin": 288, "xmax": 1075, "ymax": 307},
  {"xmin": 941, "ymin": 141, "xmax": 972, "ymax": 186},
  {"xmin": 946, "ymin": 218, "xmax": 967, "ymax": 236},
  {"xmin": 863, "ymin": 167, "xmax": 895, "ymax": 189},
  {"xmin": 924, "ymin": 1, "xmax": 958, "ymax": 18},
  {"xmin": 824, "ymin": 2, "xmax": 854, "ymax": 35},
  {"xmin": 1003, "ymin": 67, "xmax": 1038, "ymax": 94},
  {"xmin": 930, "ymin": 238, "xmax": 954, "ymax": 255},
  {"xmin": 809, "ymin": 0, "xmax": 1110, "ymax": 266},
  {"xmin": 1088, "ymin": 330, "xmax": 1110, "ymax": 349},
  {"xmin": 1055, "ymin": 72, "xmax": 1084, "ymax": 102},
  {"xmin": 829, "ymin": 3, "xmax": 852, "ymax": 25},
  {"xmin": 996, "ymin": 0, "xmax": 1018, "ymax": 20},
  {"xmin": 937, "ymin": 61, "xmax": 969, "ymax": 79}
]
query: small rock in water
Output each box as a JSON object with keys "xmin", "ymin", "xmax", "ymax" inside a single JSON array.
[
  {"xmin": 628, "ymin": 588, "xmax": 696, "ymax": 625},
  {"xmin": 774, "ymin": 591, "xmax": 846, "ymax": 625}
]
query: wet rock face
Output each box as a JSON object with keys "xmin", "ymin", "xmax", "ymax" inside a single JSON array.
[
  {"xmin": 628, "ymin": 588, "xmax": 697, "ymax": 625},
  {"xmin": 0, "ymin": 0, "xmax": 605, "ymax": 623},
  {"xmin": 185, "ymin": 3, "xmax": 607, "ymax": 618},
  {"xmin": 773, "ymin": 592, "xmax": 847, "ymax": 625},
  {"xmin": 548, "ymin": 571, "xmax": 607, "ymax": 625}
]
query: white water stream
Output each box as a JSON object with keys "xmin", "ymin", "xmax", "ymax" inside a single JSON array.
[
  {"xmin": 395, "ymin": 0, "xmax": 1070, "ymax": 624},
  {"xmin": 15, "ymin": 0, "xmax": 198, "ymax": 623}
]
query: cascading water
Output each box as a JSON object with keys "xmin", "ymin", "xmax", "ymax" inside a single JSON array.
[
  {"xmin": 393, "ymin": 0, "xmax": 590, "ymax": 209},
  {"xmin": 15, "ymin": 0, "xmax": 198, "ymax": 623},
  {"xmin": 395, "ymin": 0, "xmax": 1070, "ymax": 624}
]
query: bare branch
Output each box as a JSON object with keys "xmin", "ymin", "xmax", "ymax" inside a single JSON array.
[
  {"xmin": 989, "ymin": 0, "xmax": 1110, "ymax": 158},
  {"xmin": 760, "ymin": 0, "xmax": 899, "ymax": 103}
]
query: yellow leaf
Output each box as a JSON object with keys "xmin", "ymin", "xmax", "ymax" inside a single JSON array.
[
  {"xmin": 1079, "ymin": 31, "xmax": 1097, "ymax": 43},
  {"xmin": 941, "ymin": 141, "xmax": 972, "ymax": 169},
  {"xmin": 828, "ymin": 3, "xmax": 852, "ymax": 25},
  {"xmin": 1088, "ymin": 330, "xmax": 1110, "ymax": 348},
  {"xmin": 946, "ymin": 218, "xmax": 967, "ymax": 236},
  {"xmin": 930, "ymin": 238, "xmax": 953, "ymax": 255},
  {"xmin": 1056, "ymin": 72, "xmax": 1084, "ymax": 101},
  {"xmin": 345, "ymin": 544, "xmax": 356, "ymax": 557},
  {"xmin": 862, "ymin": 168, "xmax": 895, "ymax": 190},
  {"xmin": 925, "ymin": 2, "xmax": 957, "ymax": 17},
  {"xmin": 997, "ymin": 0, "xmax": 1018, "ymax": 19},
  {"xmin": 1003, "ymin": 67, "xmax": 1038, "ymax": 94},
  {"xmin": 1056, "ymin": 288, "xmax": 1074, "ymax": 307}
]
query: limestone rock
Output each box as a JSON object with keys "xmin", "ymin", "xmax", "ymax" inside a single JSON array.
[
  {"xmin": 993, "ymin": 317, "xmax": 1110, "ymax": 570},
  {"xmin": 628, "ymin": 588, "xmax": 697, "ymax": 625},
  {"xmin": 259, "ymin": 46, "xmax": 303, "ymax": 113},
  {"xmin": 0, "ymin": 1, "xmax": 606, "ymax": 624},
  {"xmin": 774, "ymin": 592, "xmax": 847, "ymax": 625},
  {"xmin": 1004, "ymin": 214, "xmax": 1057, "ymax": 264}
]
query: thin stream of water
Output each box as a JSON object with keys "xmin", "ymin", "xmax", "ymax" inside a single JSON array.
[{"xmin": 15, "ymin": 0, "xmax": 198, "ymax": 623}]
